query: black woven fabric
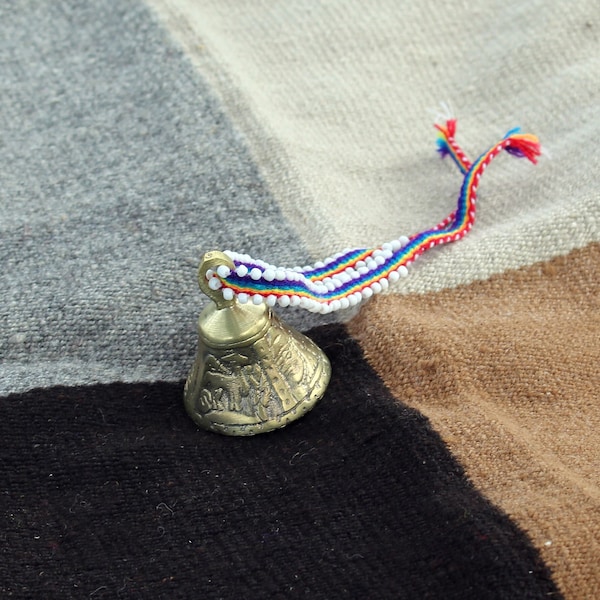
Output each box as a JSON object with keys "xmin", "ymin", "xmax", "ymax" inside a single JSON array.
[{"xmin": 0, "ymin": 325, "xmax": 560, "ymax": 599}]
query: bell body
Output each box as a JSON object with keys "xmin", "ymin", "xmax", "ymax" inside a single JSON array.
[{"xmin": 184, "ymin": 299, "xmax": 331, "ymax": 436}]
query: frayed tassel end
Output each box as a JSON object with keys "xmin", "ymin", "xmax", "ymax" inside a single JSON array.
[
  {"xmin": 504, "ymin": 132, "xmax": 541, "ymax": 164},
  {"xmin": 436, "ymin": 138, "xmax": 451, "ymax": 158},
  {"xmin": 435, "ymin": 118, "xmax": 458, "ymax": 159},
  {"xmin": 435, "ymin": 118, "xmax": 457, "ymax": 140}
]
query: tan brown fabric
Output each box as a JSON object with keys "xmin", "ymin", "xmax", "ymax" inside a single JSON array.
[{"xmin": 348, "ymin": 243, "xmax": 600, "ymax": 599}]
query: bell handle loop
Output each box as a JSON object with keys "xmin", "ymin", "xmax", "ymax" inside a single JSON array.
[{"xmin": 198, "ymin": 251, "xmax": 236, "ymax": 309}]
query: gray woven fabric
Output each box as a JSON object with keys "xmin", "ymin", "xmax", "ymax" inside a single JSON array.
[{"xmin": 0, "ymin": 2, "xmax": 322, "ymax": 396}]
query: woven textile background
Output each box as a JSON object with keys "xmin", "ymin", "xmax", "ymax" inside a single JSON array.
[{"xmin": 1, "ymin": 1, "xmax": 598, "ymax": 598}]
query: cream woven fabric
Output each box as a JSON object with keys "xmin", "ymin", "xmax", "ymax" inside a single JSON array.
[{"xmin": 150, "ymin": 0, "xmax": 600, "ymax": 293}]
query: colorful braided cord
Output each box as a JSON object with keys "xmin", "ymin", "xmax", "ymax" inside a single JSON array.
[{"xmin": 205, "ymin": 119, "xmax": 541, "ymax": 314}]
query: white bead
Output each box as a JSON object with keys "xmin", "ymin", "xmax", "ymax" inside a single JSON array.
[
  {"xmin": 330, "ymin": 300, "xmax": 341, "ymax": 312},
  {"xmin": 381, "ymin": 242, "xmax": 392, "ymax": 251},
  {"xmin": 340, "ymin": 297, "xmax": 350, "ymax": 310},
  {"xmin": 375, "ymin": 255, "xmax": 385, "ymax": 266},
  {"xmin": 361, "ymin": 287, "xmax": 373, "ymax": 299},
  {"xmin": 358, "ymin": 266, "xmax": 369, "ymax": 275},
  {"xmin": 371, "ymin": 281, "xmax": 382, "ymax": 294},
  {"xmin": 388, "ymin": 271, "xmax": 400, "ymax": 283},
  {"xmin": 208, "ymin": 277, "xmax": 222, "ymax": 290},
  {"xmin": 382, "ymin": 250, "xmax": 393, "ymax": 259},
  {"xmin": 266, "ymin": 295, "xmax": 277, "ymax": 307},
  {"xmin": 398, "ymin": 235, "xmax": 410, "ymax": 246},
  {"xmin": 263, "ymin": 269, "xmax": 275, "ymax": 281},
  {"xmin": 356, "ymin": 260, "xmax": 366, "ymax": 269},
  {"xmin": 216, "ymin": 265, "xmax": 231, "ymax": 278},
  {"xmin": 319, "ymin": 303, "xmax": 332, "ymax": 315},
  {"xmin": 236, "ymin": 265, "xmax": 248, "ymax": 277},
  {"xmin": 398, "ymin": 266, "xmax": 409, "ymax": 277},
  {"xmin": 290, "ymin": 295, "xmax": 301, "ymax": 307},
  {"xmin": 275, "ymin": 269, "xmax": 286, "ymax": 281},
  {"xmin": 325, "ymin": 280, "xmax": 335, "ymax": 292},
  {"xmin": 314, "ymin": 261, "xmax": 324, "ymax": 268},
  {"xmin": 250, "ymin": 268, "xmax": 262, "ymax": 280},
  {"xmin": 205, "ymin": 269, "xmax": 214, "ymax": 279},
  {"xmin": 222, "ymin": 288, "xmax": 234, "ymax": 301},
  {"xmin": 390, "ymin": 240, "xmax": 401, "ymax": 251},
  {"xmin": 348, "ymin": 295, "xmax": 358, "ymax": 307},
  {"xmin": 380, "ymin": 277, "xmax": 389, "ymax": 290},
  {"xmin": 334, "ymin": 272, "xmax": 351, "ymax": 284},
  {"xmin": 238, "ymin": 293, "xmax": 249, "ymax": 304},
  {"xmin": 251, "ymin": 294, "xmax": 263, "ymax": 305},
  {"xmin": 278, "ymin": 295, "xmax": 291, "ymax": 307}
]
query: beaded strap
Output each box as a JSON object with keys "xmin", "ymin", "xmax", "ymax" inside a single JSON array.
[{"xmin": 205, "ymin": 119, "xmax": 541, "ymax": 314}]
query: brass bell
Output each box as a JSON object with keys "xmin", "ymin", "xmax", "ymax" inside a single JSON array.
[{"xmin": 184, "ymin": 251, "xmax": 331, "ymax": 436}]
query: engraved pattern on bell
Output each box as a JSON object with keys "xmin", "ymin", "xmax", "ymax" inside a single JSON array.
[
  {"xmin": 184, "ymin": 310, "xmax": 330, "ymax": 435},
  {"xmin": 184, "ymin": 251, "xmax": 331, "ymax": 436}
]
